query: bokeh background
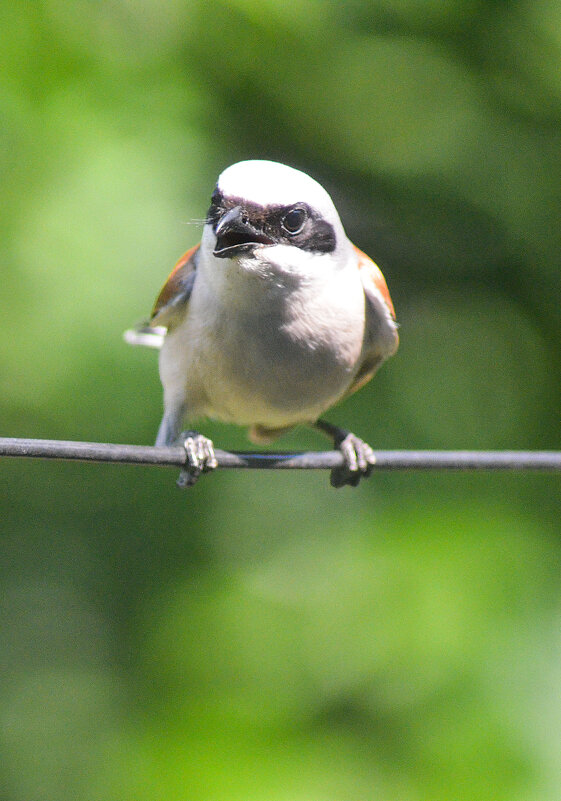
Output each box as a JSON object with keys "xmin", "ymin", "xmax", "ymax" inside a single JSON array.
[{"xmin": 2, "ymin": 1, "xmax": 561, "ymax": 799}]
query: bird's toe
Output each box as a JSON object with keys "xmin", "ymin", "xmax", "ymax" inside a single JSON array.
[
  {"xmin": 330, "ymin": 432, "xmax": 374, "ymax": 488},
  {"xmin": 177, "ymin": 431, "xmax": 217, "ymax": 488}
]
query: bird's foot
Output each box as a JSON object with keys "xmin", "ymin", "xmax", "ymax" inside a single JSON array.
[
  {"xmin": 177, "ymin": 431, "xmax": 218, "ymax": 488},
  {"xmin": 314, "ymin": 419, "xmax": 375, "ymax": 488},
  {"xmin": 330, "ymin": 430, "xmax": 375, "ymax": 488}
]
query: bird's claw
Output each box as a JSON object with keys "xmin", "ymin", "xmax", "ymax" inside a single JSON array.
[
  {"xmin": 330, "ymin": 432, "xmax": 375, "ymax": 488},
  {"xmin": 177, "ymin": 431, "xmax": 218, "ymax": 488}
]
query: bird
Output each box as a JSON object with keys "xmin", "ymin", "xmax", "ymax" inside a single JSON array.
[{"xmin": 125, "ymin": 160, "xmax": 398, "ymax": 488}]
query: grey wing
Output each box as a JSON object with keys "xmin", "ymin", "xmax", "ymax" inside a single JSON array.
[{"xmin": 345, "ymin": 246, "xmax": 399, "ymax": 397}]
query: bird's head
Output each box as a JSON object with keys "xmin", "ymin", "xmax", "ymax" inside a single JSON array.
[{"xmin": 200, "ymin": 160, "xmax": 352, "ymax": 281}]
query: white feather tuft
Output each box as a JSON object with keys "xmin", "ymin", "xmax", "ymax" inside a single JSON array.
[{"xmin": 123, "ymin": 325, "xmax": 166, "ymax": 349}]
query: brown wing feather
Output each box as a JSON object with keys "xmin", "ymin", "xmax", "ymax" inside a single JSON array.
[
  {"xmin": 150, "ymin": 244, "xmax": 200, "ymax": 328},
  {"xmin": 344, "ymin": 245, "xmax": 398, "ymax": 399}
]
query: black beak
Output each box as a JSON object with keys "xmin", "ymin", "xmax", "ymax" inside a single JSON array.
[{"xmin": 213, "ymin": 206, "xmax": 274, "ymax": 258}]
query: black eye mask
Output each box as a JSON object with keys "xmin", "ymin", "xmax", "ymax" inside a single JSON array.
[{"xmin": 207, "ymin": 191, "xmax": 337, "ymax": 254}]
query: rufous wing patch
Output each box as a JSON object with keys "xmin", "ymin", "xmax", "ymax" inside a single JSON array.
[
  {"xmin": 151, "ymin": 244, "xmax": 200, "ymax": 325},
  {"xmin": 353, "ymin": 245, "xmax": 396, "ymax": 320}
]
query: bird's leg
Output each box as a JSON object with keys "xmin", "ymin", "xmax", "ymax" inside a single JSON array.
[
  {"xmin": 155, "ymin": 407, "xmax": 217, "ymax": 488},
  {"xmin": 313, "ymin": 418, "xmax": 375, "ymax": 488},
  {"xmin": 155, "ymin": 406, "xmax": 185, "ymax": 448}
]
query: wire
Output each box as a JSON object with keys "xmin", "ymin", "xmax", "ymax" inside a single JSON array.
[{"xmin": 1, "ymin": 437, "xmax": 561, "ymax": 471}]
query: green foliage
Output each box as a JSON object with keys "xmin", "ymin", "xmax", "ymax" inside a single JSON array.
[{"xmin": 1, "ymin": 1, "xmax": 561, "ymax": 799}]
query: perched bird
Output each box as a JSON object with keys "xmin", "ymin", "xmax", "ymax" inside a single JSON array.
[{"xmin": 125, "ymin": 160, "xmax": 398, "ymax": 487}]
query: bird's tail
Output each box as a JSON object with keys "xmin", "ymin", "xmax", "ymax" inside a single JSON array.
[{"xmin": 123, "ymin": 322, "xmax": 166, "ymax": 349}]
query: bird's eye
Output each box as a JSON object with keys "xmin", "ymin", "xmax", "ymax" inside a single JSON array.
[
  {"xmin": 207, "ymin": 193, "xmax": 224, "ymax": 226},
  {"xmin": 281, "ymin": 207, "xmax": 307, "ymax": 234}
]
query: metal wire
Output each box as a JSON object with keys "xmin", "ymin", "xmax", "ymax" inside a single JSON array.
[{"xmin": 1, "ymin": 437, "xmax": 561, "ymax": 471}]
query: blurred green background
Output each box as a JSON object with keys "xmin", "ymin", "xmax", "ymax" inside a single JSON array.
[{"xmin": 2, "ymin": 1, "xmax": 561, "ymax": 799}]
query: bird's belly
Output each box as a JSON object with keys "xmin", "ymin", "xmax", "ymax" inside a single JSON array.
[
  {"xmin": 198, "ymin": 311, "xmax": 362, "ymax": 427},
  {"xmin": 162, "ymin": 268, "xmax": 367, "ymax": 428}
]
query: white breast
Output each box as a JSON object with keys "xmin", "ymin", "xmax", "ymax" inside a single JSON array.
[{"xmin": 160, "ymin": 247, "xmax": 367, "ymax": 429}]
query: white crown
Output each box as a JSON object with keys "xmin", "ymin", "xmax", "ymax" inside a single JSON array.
[{"xmin": 217, "ymin": 160, "xmax": 340, "ymax": 223}]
